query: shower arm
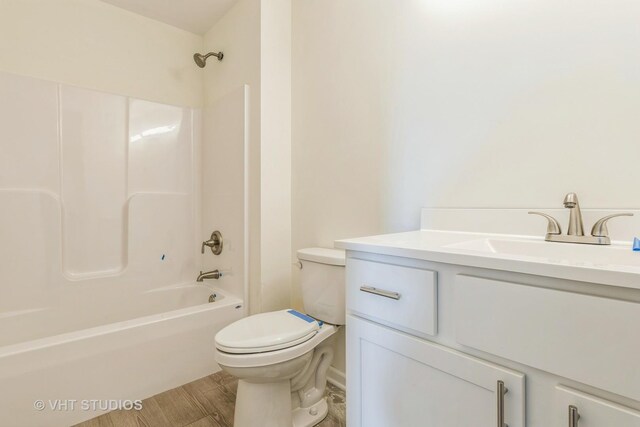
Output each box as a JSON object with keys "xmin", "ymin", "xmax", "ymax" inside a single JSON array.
[{"xmin": 203, "ymin": 52, "xmax": 223, "ymax": 61}]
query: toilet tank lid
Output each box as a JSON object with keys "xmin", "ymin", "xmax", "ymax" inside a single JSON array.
[{"xmin": 297, "ymin": 247, "xmax": 345, "ymax": 266}]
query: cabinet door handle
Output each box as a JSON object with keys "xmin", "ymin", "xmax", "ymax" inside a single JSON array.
[
  {"xmin": 497, "ymin": 380, "xmax": 509, "ymax": 427},
  {"xmin": 569, "ymin": 405, "xmax": 580, "ymax": 427},
  {"xmin": 359, "ymin": 286, "xmax": 401, "ymax": 300}
]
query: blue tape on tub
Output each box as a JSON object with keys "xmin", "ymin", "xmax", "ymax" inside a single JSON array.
[
  {"xmin": 287, "ymin": 309, "xmax": 316, "ymax": 323},
  {"xmin": 633, "ymin": 237, "xmax": 640, "ymax": 251}
]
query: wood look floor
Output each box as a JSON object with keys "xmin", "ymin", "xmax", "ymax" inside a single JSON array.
[{"xmin": 74, "ymin": 370, "xmax": 346, "ymax": 427}]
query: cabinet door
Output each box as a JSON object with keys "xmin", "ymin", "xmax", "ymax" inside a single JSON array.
[
  {"xmin": 347, "ymin": 314, "xmax": 525, "ymax": 427},
  {"xmin": 556, "ymin": 386, "xmax": 640, "ymax": 427},
  {"xmin": 455, "ymin": 275, "xmax": 640, "ymax": 400}
]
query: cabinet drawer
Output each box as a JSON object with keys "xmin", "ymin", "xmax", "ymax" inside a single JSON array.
[
  {"xmin": 346, "ymin": 258, "xmax": 437, "ymax": 337},
  {"xmin": 455, "ymin": 275, "xmax": 640, "ymax": 400},
  {"xmin": 555, "ymin": 385, "xmax": 640, "ymax": 427}
]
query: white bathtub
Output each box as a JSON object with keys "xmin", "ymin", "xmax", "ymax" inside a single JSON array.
[{"xmin": 0, "ymin": 283, "xmax": 244, "ymax": 426}]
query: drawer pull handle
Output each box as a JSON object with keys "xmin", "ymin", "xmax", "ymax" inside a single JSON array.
[
  {"xmin": 359, "ymin": 286, "xmax": 401, "ymax": 300},
  {"xmin": 569, "ymin": 405, "xmax": 580, "ymax": 427},
  {"xmin": 497, "ymin": 380, "xmax": 508, "ymax": 427}
]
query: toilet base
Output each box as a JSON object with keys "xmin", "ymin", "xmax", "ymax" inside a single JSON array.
[
  {"xmin": 292, "ymin": 398, "xmax": 328, "ymax": 427},
  {"xmin": 233, "ymin": 380, "xmax": 329, "ymax": 427},
  {"xmin": 234, "ymin": 380, "xmax": 293, "ymax": 427}
]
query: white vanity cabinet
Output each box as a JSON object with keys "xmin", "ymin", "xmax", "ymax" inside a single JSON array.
[
  {"xmin": 344, "ymin": 252, "xmax": 640, "ymax": 427},
  {"xmin": 346, "ymin": 256, "xmax": 525, "ymax": 427}
]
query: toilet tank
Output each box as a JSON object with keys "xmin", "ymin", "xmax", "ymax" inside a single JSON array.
[{"xmin": 297, "ymin": 248, "xmax": 346, "ymax": 325}]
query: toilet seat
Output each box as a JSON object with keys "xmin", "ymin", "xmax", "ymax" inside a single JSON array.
[
  {"xmin": 215, "ymin": 323, "xmax": 338, "ymax": 368},
  {"xmin": 215, "ymin": 309, "xmax": 321, "ymax": 354}
]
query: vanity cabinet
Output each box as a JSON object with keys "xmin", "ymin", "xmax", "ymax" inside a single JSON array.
[
  {"xmin": 344, "ymin": 252, "xmax": 640, "ymax": 427},
  {"xmin": 347, "ymin": 314, "xmax": 525, "ymax": 427}
]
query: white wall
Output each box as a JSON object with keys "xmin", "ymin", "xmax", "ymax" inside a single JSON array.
[
  {"xmin": 260, "ymin": 0, "xmax": 293, "ymax": 311},
  {"xmin": 203, "ymin": 0, "xmax": 263, "ymax": 313},
  {"xmin": 292, "ymin": 0, "xmax": 640, "ymax": 373},
  {"xmin": 201, "ymin": 86, "xmax": 249, "ymax": 307},
  {"xmin": 0, "ymin": 0, "xmax": 203, "ymax": 107},
  {"xmin": 203, "ymin": 0, "xmax": 293, "ymax": 314}
]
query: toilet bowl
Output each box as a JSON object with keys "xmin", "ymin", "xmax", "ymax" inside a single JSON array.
[
  {"xmin": 214, "ymin": 248, "xmax": 345, "ymax": 427},
  {"xmin": 215, "ymin": 313, "xmax": 338, "ymax": 427}
]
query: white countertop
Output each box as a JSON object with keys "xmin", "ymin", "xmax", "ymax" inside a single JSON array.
[{"xmin": 335, "ymin": 230, "xmax": 640, "ymax": 289}]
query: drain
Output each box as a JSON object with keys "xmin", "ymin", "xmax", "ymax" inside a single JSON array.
[{"xmin": 209, "ymin": 293, "xmax": 217, "ymax": 303}]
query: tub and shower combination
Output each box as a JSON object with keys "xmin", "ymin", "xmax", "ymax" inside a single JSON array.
[{"xmin": 0, "ymin": 71, "xmax": 249, "ymax": 426}]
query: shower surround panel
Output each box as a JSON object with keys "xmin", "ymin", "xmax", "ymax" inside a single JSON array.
[
  {"xmin": 0, "ymin": 71, "xmax": 246, "ymax": 426},
  {"xmin": 0, "ymin": 71, "xmax": 197, "ymax": 295}
]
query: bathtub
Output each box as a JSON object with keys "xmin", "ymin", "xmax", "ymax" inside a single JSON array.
[{"xmin": 0, "ymin": 283, "xmax": 244, "ymax": 426}]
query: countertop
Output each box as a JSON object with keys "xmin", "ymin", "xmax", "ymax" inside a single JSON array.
[{"xmin": 336, "ymin": 230, "xmax": 640, "ymax": 290}]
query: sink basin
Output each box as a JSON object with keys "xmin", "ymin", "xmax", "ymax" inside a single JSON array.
[{"xmin": 445, "ymin": 237, "xmax": 640, "ymax": 269}]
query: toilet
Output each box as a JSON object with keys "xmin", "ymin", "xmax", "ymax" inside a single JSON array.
[{"xmin": 214, "ymin": 248, "xmax": 345, "ymax": 427}]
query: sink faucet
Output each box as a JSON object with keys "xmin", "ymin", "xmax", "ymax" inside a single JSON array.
[
  {"xmin": 529, "ymin": 193, "xmax": 633, "ymax": 245},
  {"xmin": 563, "ymin": 193, "xmax": 585, "ymax": 236},
  {"xmin": 197, "ymin": 269, "xmax": 221, "ymax": 282}
]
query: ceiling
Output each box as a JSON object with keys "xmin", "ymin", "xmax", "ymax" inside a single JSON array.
[{"xmin": 100, "ymin": 0, "xmax": 237, "ymax": 35}]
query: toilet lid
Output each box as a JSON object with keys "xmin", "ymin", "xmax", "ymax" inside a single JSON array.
[{"xmin": 215, "ymin": 309, "xmax": 321, "ymax": 354}]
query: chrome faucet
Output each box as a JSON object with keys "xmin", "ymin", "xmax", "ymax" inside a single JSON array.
[
  {"xmin": 529, "ymin": 193, "xmax": 633, "ymax": 245},
  {"xmin": 197, "ymin": 270, "xmax": 222, "ymax": 282}
]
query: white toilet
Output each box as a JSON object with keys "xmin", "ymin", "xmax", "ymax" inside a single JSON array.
[{"xmin": 214, "ymin": 248, "xmax": 345, "ymax": 427}]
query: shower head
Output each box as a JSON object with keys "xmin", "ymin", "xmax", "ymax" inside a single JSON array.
[{"xmin": 193, "ymin": 52, "xmax": 224, "ymax": 68}]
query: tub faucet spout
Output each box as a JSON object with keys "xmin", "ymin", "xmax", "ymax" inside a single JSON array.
[{"xmin": 197, "ymin": 270, "xmax": 221, "ymax": 282}]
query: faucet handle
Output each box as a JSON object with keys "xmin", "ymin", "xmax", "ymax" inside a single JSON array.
[
  {"xmin": 590, "ymin": 213, "xmax": 634, "ymax": 237},
  {"xmin": 528, "ymin": 212, "xmax": 562, "ymax": 235},
  {"xmin": 201, "ymin": 230, "xmax": 223, "ymax": 255}
]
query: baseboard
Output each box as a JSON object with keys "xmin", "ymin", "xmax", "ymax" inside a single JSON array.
[{"xmin": 327, "ymin": 366, "xmax": 346, "ymax": 390}]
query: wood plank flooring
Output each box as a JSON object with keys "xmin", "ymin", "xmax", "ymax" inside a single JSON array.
[{"xmin": 74, "ymin": 370, "xmax": 346, "ymax": 427}]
